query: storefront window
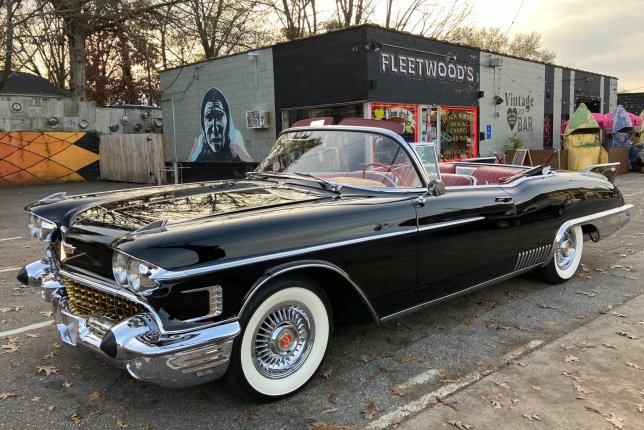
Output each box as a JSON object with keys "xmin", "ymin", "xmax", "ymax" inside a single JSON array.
[
  {"xmin": 427, "ymin": 106, "xmax": 478, "ymax": 160},
  {"xmin": 284, "ymin": 104, "xmax": 363, "ymax": 128},
  {"xmin": 370, "ymin": 103, "xmax": 419, "ymax": 143}
]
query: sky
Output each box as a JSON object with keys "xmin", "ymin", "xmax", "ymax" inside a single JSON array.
[
  {"xmin": 315, "ymin": 0, "xmax": 644, "ymax": 92},
  {"xmin": 469, "ymin": 0, "xmax": 644, "ymax": 92}
]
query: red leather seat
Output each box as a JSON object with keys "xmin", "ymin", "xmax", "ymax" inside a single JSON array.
[
  {"xmin": 471, "ymin": 166, "xmax": 523, "ymax": 184},
  {"xmin": 438, "ymin": 163, "xmax": 456, "ymax": 174},
  {"xmin": 441, "ymin": 173, "xmax": 476, "ymax": 187}
]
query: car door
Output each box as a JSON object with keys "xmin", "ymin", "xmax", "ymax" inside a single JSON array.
[{"xmin": 412, "ymin": 186, "xmax": 518, "ymax": 305}]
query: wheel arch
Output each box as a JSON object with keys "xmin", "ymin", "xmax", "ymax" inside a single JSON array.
[{"xmin": 238, "ymin": 260, "xmax": 379, "ymax": 326}]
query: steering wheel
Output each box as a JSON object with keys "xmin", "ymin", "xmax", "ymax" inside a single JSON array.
[{"xmin": 362, "ymin": 162, "xmax": 404, "ymax": 185}]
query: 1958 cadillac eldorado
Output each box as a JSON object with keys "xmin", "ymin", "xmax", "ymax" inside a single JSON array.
[{"xmin": 18, "ymin": 125, "xmax": 632, "ymax": 399}]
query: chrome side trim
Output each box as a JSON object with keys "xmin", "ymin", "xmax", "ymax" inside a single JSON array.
[
  {"xmin": 152, "ymin": 227, "xmax": 418, "ymax": 282},
  {"xmin": 380, "ymin": 263, "xmax": 541, "ymax": 323},
  {"xmin": 238, "ymin": 261, "xmax": 380, "ymax": 325},
  {"xmin": 418, "ymin": 216, "xmax": 485, "ymax": 232},
  {"xmin": 554, "ymin": 204, "xmax": 633, "ymax": 243},
  {"xmin": 542, "ymin": 203, "xmax": 633, "ymax": 267},
  {"xmin": 514, "ymin": 245, "xmax": 552, "ymax": 271}
]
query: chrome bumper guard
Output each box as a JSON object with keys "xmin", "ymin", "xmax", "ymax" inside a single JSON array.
[{"xmin": 20, "ymin": 266, "xmax": 240, "ymax": 388}]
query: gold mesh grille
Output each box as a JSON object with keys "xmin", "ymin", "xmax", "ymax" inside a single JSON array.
[{"xmin": 64, "ymin": 278, "xmax": 147, "ymax": 320}]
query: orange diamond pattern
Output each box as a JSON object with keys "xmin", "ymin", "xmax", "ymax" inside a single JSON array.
[{"xmin": 0, "ymin": 132, "xmax": 100, "ymax": 188}]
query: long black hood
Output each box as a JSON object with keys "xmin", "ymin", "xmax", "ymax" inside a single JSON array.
[{"xmin": 34, "ymin": 181, "xmax": 337, "ymax": 277}]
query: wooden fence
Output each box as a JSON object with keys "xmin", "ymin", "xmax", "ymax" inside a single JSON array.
[{"xmin": 100, "ymin": 134, "xmax": 165, "ymax": 183}]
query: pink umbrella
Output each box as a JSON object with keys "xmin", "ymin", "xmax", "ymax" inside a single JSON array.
[
  {"xmin": 627, "ymin": 112, "xmax": 642, "ymax": 127},
  {"xmin": 592, "ymin": 113, "xmax": 613, "ymax": 129}
]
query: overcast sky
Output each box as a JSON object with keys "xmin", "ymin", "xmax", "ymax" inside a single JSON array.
[
  {"xmin": 470, "ymin": 0, "xmax": 644, "ymax": 92},
  {"xmin": 316, "ymin": 0, "xmax": 643, "ymax": 92}
]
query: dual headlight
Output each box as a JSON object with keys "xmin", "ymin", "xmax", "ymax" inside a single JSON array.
[
  {"xmin": 28, "ymin": 214, "xmax": 57, "ymax": 242},
  {"xmin": 112, "ymin": 251, "xmax": 159, "ymax": 293}
]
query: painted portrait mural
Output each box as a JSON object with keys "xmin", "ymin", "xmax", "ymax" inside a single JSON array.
[{"xmin": 188, "ymin": 87, "xmax": 253, "ymax": 162}]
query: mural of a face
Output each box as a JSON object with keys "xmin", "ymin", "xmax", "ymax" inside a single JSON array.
[
  {"xmin": 189, "ymin": 87, "xmax": 253, "ymax": 162},
  {"xmin": 203, "ymin": 98, "xmax": 228, "ymax": 153}
]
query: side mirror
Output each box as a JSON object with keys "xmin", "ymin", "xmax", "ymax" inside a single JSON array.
[{"xmin": 428, "ymin": 179, "xmax": 445, "ymax": 197}]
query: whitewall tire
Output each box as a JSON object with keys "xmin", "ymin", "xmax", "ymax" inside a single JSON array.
[
  {"xmin": 230, "ymin": 277, "xmax": 331, "ymax": 399},
  {"xmin": 537, "ymin": 225, "xmax": 584, "ymax": 284}
]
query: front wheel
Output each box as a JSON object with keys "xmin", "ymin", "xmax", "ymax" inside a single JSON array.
[
  {"xmin": 536, "ymin": 225, "xmax": 584, "ymax": 284},
  {"xmin": 229, "ymin": 276, "xmax": 332, "ymax": 400}
]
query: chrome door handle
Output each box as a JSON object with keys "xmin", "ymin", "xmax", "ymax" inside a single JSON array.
[{"xmin": 495, "ymin": 196, "xmax": 513, "ymax": 203}]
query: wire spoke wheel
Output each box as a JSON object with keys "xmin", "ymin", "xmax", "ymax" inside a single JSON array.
[
  {"xmin": 555, "ymin": 228, "xmax": 577, "ymax": 271},
  {"xmin": 231, "ymin": 278, "xmax": 331, "ymax": 399},
  {"xmin": 253, "ymin": 303, "xmax": 314, "ymax": 379}
]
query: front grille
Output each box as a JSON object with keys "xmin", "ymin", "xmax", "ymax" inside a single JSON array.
[{"xmin": 64, "ymin": 278, "xmax": 147, "ymax": 320}]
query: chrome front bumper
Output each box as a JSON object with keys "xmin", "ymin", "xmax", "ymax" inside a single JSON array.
[{"xmin": 20, "ymin": 266, "xmax": 240, "ymax": 388}]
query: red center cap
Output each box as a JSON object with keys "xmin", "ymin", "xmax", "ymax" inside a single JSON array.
[{"xmin": 280, "ymin": 332, "xmax": 293, "ymax": 348}]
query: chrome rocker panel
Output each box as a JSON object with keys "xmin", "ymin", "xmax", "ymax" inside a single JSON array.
[{"xmin": 21, "ymin": 265, "xmax": 240, "ymax": 388}]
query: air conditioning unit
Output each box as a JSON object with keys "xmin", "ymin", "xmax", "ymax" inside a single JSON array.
[{"xmin": 246, "ymin": 111, "xmax": 270, "ymax": 129}]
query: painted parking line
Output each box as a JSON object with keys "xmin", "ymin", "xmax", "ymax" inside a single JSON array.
[
  {"xmin": 0, "ymin": 236, "xmax": 23, "ymax": 242},
  {"xmin": 0, "ymin": 321, "xmax": 53, "ymax": 338},
  {"xmin": 0, "ymin": 267, "xmax": 21, "ymax": 273},
  {"xmin": 365, "ymin": 339, "xmax": 544, "ymax": 430}
]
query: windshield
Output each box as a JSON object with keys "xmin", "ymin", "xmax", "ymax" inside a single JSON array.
[
  {"xmin": 413, "ymin": 143, "xmax": 440, "ymax": 181},
  {"xmin": 255, "ymin": 130, "xmax": 424, "ymax": 188}
]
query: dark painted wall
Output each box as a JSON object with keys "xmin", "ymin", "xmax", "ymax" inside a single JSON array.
[
  {"xmin": 618, "ymin": 92, "xmax": 644, "ymax": 114},
  {"xmin": 561, "ymin": 69, "xmax": 571, "ymax": 117},
  {"xmin": 573, "ymin": 70, "xmax": 602, "ymax": 112},
  {"xmin": 544, "ymin": 65, "xmax": 555, "ymax": 115},
  {"xmin": 273, "ymin": 26, "xmax": 370, "ymax": 131},
  {"xmin": 365, "ymin": 27, "xmax": 480, "ymax": 107}
]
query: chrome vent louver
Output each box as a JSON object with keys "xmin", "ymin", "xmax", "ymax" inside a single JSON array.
[
  {"xmin": 514, "ymin": 245, "xmax": 552, "ymax": 271},
  {"xmin": 64, "ymin": 278, "xmax": 146, "ymax": 320}
]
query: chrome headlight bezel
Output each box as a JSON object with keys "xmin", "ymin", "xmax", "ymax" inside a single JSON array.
[
  {"xmin": 28, "ymin": 213, "xmax": 57, "ymax": 243},
  {"xmin": 112, "ymin": 251, "xmax": 160, "ymax": 293}
]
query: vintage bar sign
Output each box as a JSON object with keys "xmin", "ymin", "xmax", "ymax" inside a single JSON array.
[{"xmin": 380, "ymin": 52, "xmax": 475, "ymax": 83}]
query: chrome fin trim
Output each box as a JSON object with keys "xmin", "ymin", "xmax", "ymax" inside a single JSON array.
[
  {"xmin": 239, "ymin": 261, "xmax": 380, "ymax": 325},
  {"xmin": 514, "ymin": 245, "xmax": 552, "ymax": 271},
  {"xmin": 152, "ymin": 227, "xmax": 418, "ymax": 282}
]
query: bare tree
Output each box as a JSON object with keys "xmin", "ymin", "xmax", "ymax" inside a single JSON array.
[
  {"xmin": 44, "ymin": 0, "xmax": 184, "ymax": 101},
  {"xmin": 1, "ymin": 0, "xmax": 44, "ymax": 91},
  {"xmin": 449, "ymin": 27, "xmax": 556, "ymax": 63},
  {"xmin": 382, "ymin": 0, "xmax": 472, "ymax": 39},
  {"xmin": 176, "ymin": 0, "xmax": 274, "ymax": 59},
  {"xmin": 268, "ymin": 0, "xmax": 319, "ymax": 40},
  {"xmin": 13, "ymin": 7, "xmax": 68, "ymax": 88}
]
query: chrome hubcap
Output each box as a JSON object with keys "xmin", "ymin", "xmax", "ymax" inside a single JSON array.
[
  {"xmin": 253, "ymin": 303, "xmax": 314, "ymax": 379},
  {"xmin": 556, "ymin": 229, "xmax": 576, "ymax": 270}
]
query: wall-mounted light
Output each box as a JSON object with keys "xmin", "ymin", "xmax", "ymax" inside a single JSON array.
[
  {"xmin": 247, "ymin": 51, "xmax": 258, "ymax": 61},
  {"xmin": 494, "ymin": 95, "xmax": 504, "ymax": 105},
  {"xmin": 364, "ymin": 40, "xmax": 382, "ymax": 52}
]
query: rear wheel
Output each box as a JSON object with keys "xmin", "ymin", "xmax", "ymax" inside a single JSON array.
[
  {"xmin": 536, "ymin": 225, "xmax": 584, "ymax": 284},
  {"xmin": 229, "ymin": 276, "xmax": 331, "ymax": 400}
]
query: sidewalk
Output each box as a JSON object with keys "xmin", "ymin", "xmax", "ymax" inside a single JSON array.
[{"xmin": 398, "ymin": 293, "xmax": 644, "ymax": 430}]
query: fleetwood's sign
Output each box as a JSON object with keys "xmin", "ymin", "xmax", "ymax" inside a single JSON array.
[{"xmin": 380, "ymin": 52, "xmax": 475, "ymax": 83}]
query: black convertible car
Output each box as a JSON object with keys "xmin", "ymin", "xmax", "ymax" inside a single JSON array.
[{"xmin": 19, "ymin": 125, "xmax": 632, "ymax": 399}]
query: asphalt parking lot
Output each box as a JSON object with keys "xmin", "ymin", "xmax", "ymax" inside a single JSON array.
[{"xmin": 0, "ymin": 174, "xmax": 642, "ymax": 429}]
